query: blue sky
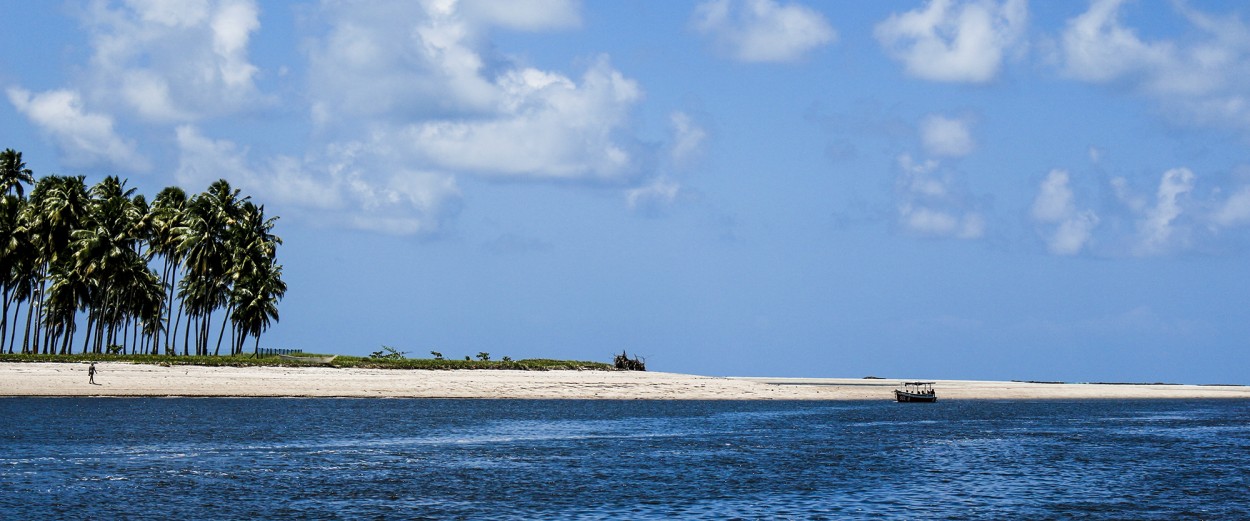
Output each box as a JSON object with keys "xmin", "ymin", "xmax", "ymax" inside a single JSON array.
[{"xmin": 3, "ymin": 0, "xmax": 1250, "ymax": 382}]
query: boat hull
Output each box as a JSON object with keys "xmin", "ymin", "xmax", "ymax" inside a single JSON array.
[
  {"xmin": 894, "ymin": 390, "xmax": 937, "ymax": 403},
  {"xmin": 278, "ymin": 355, "xmax": 337, "ymax": 363}
]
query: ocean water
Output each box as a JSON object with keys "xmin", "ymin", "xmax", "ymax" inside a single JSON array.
[{"xmin": 1, "ymin": 398, "xmax": 1247, "ymax": 520}]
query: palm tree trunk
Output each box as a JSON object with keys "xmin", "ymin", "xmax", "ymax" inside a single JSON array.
[
  {"xmin": 45, "ymin": 326, "xmax": 57, "ymax": 355},
  {"xmin": 0, "ymin": 284, "xmax": 11, "ymax": 353},
  {"xmin": 9, "ymin": 299, "xmax": 21, "ymax": 354},
  {"xmin": 60, "ymin": 322, "xmax": 73, "ymax": 355},
  {"xmin": 43, "ymin": 310, "xmax": 56, "ymax": 355},
  {"xmin": 175, "ymin": 305, "xmax": 186, "ymax": 356},
  {"xmin": 95, "ymin": 311, "xmax": 107, "ymax": 354},
  {"xmin": 183, "ymin": 311, "xmax": 192, "ymax": 357},
  {"xmin": 214, "ymin": 306, "xmax": 230, "ymax": 356},
  {"xmin": 32, "ymin": 272, "xmax": 46, "ymax": 354},
  {"xmin": 200, "ymin": 314, "xmax": 210, "ymax": 356},
  {"xmin": 121, "ymin": 316, "xmax": 130, "ymax": 355},
  {"xmin": 21, "ymin": 294, "xmax": 34, "ymax": 354},
  {"xmin": 82, "ymin": 313, "xmax": 93, "ymax": 354},
  {"xmin": 163, "ymin": 258, "xmax": 177, "ymax": 354}
]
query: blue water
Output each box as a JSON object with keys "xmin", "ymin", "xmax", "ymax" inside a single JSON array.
[{"xmin": 1, "ymin": 399, "xmax": 1247, "ymax": 519}]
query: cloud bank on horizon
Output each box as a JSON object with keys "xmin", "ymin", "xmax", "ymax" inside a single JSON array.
[{"xmin": 6, "ymin": 0, "xmax": 1250, "ymax": 258}]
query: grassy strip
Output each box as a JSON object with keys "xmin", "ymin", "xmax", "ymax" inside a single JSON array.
[{"xmin": 0, "ymin": 353, "xmax": 614, "ymax": 371}]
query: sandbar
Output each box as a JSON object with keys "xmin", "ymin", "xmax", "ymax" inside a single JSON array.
[{"xmin": 1, "ymin": 363, "xmax": 1247, "ymax": 400}]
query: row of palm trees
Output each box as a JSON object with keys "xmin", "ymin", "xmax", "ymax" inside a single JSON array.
[{"xmin": 0, "ymin": 148, "xmax": 286, "ymax": 357}]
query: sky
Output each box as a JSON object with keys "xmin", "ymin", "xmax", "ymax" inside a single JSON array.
[{"xmin": 3, "ymin": 0, "xmax": 1250, "ymax": 383}]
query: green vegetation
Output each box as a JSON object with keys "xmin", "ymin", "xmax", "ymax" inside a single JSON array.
[
  {"xmin": 0, "ymin": 149, "xmax": 613, "ymax": 372},
  {"xmin": 369, "ymin": 345, "xmax": 407, "ymax": 360},
  {"xmin": 0, "ymin": 148, "xmax": 284, "ymax": 358},
  {"xmin": 0, "ymin": 352, "xmax": 613, "ymax": 371}
]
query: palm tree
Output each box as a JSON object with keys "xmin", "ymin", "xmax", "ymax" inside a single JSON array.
[
  {"xmin": 148, "ymin": 187, "xmax": 187, "ymax": 355},
  {"xmin": 0, "ymin": 150, "xmax": 285, "ymax": 358},
  {"xmin": 73, "ymin": 176, "xmax": 151, "ymax": 353},
  {"xmin": 0, "ymin": 194, "xmax": 29, "ymax": 352},
  {"xmin": 177, "ymin": 180, "xmax": 246, "ymax": 355},
  {"xmin": 22, "ymin": 176, "xmax": 90, "ymax": 353},
  {"xmin": 234, "ymin": 258, "xmax": 286, "ymax": 356},
  {"xmin": 42, "ymin": 263, "xmax": 91, "ymax": 354},
  {"xmin": 0, "ymin": 149, "xmax": 34, "ymax": 198},
  {"xmin": 228, "ymin": 202, "xmax": 284, "ymax": 355}
]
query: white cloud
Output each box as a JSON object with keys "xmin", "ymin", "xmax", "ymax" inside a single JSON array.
[
  {"xmin": 1110, "ymin": 176, "xmax": 1147, "ymax": 213},
  {"xmin": 1057, "ymin": 0, "xmax": 1250, "ymax": 130},
  {"xmin": 174, "ymin": 125, "xmax": 337, "ymax": 210},
  {"xmin": 899, "ymin": 203, "xmax": 985, "ymax": 239},
  {"xmin": 7, "ymin": 88, "xmax": 149, "ymax": 171},
  {"xmin": 1103, "ymin": 169, "xmax": 1200, "ymax": 256},
  {"xmin": 306, "ymin": 2, "xmax": 645, "ymax": 184},
  {"xmin": 1058, "ymin": 0, "xmax": 1171, "ymax": 83},
  {"xmin": 626, "ymin": 177, "xmax": 681, "ymax": 211},
  {"xmin": 693, "ymin": 0, "xmax": 836, "ymax": 63},
  {"xmin": 175, "ymin": 125, "xmax": 459, "ymax": 235},
  {"xmin": 82, "ymin": 0, "xmax": 266, "ymax": 122},
  {"xmin": 398, "ymin": 57, "xmax": 642, "ymax": 180},
  {"xmin": 1088, "ymin": 146, "xmax": 1103, "ymax": 163},
  {"xmin": 875, "ymin": 0, "xmax": 1027, "ymax": 83},
  {"xmin": 894, "ymin": 154, "xmax": 985, "ymax": 239},
  {"xmin": 1031, "ymin": 170, "xmax": 1075, "ymax": 223},
  {"xmin": 1135, "ymin": 167, "xmax": 1195, "ymax": 255},
  {"xmin": 1212, "ymin": 186, "xmax": 1250, "ymax": 227},
  {"xmin": 920, "ymin": 114, "xmax": 975, "ymax": 157},
  {"xmin": 669, "ymin": 111, "xmax": 707, "ymax": 166},
  {"xmin": 306, "ymin": 0, "xmax": 585, "ymax": 126},
  {"xmin": 457, "ymin": 0, "xmax": 582, "ymax": 31},
  {"xmin": 1030, "ymin": 170, "xmax": 1098, "ymax": 255},
  {"xmin": 1049, "ymin": 213, "xmax": 1100, "ymax": 255},
  {"xmin": 307, "ymin": 1, "xmax": 499, "ymax": 124}
]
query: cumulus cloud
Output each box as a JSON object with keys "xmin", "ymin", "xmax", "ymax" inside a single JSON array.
[
  {"xmin": 1057, "ymin": 0, "xmax": 1250, "ymax": 130},
  {"xmin": 1136, "ymin": 167, "xmax": 1195, "ymax": 255},
  {"xmin": 626, "ymin": 177, "xmax": 681, "ymax": 212},
  {"xmin": 270, "ymin": 0, "xmax": 659, "ymax": 233},
  {"xmin": 1108, "ymin": 168, "xmax": 1198, "ymax": 256},
  {"xmin": 397, "ymin": 57, "xmax": 642, "ymax": 180},
  {"xmin": 456, "ymin": 0, "xmax": 582, "ymax": 31},
  {"xmin": 693, "ymin": 0, "xmax": 836, "ymax": 63},
  {"xmin": 175, "ymin": 125, "xmax": 460, "ymax": 235},
  {"xmin": 894, "ymin": 154, "xmax": 984, "ymax": 239},
  {"xmin": 622, "ymin": 111, "xmax": 709, "ymax": 213},
  {"xmin": 7, "ymin": 88, "xmax": 149, "ymax": 171},
  {"xmin": 306, "ymin": 2, "xmax": 646, "ymax": 182},
  {"xmin": 81, "ymin": 0, "xmax": 266, "ymax": 122},
  {"xmin": 1030, "ymin": 170, "xmax": 1098, "ymax": 255},
  {"xmin": 875, "ymin": 0, "xmax": 1027, "ymax": 83},
  {"xmin": 6, "ymin": 0, "xmax": 266, "ymax": 172},
  {"xmin": 174, "ymin": 125, "xmax": 339, "ymax": 210},
  {"xmin": 10, "ymin": 0, "xmax": 676, "ymax": 236},
  {"xmin": 1212, "ymin": 186, "xmax": 1250, "ymax": 227},
  {"xmin": 669, "ymin": 112, "xmax": 708, "ymax": 166},
  {"xmin": 920, "ymin": 114, "xmax": 975, "ymax": 157},
  {"xmin": 306, "ymin": 1, "xmax": 498, "ymax": 124}
]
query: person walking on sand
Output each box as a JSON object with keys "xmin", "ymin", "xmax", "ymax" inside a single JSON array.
[{"xmin": 88, "ymin": 362, "xmax": 97, "ymax": 385}]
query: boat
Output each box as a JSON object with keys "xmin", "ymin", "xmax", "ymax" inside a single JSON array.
[
  {"xmin": 894, "ymin": 381, "xmax": 937, "ymax": 402},
  {"xmin": 278, "ymin": 354, "xmax": 338, "ymax": 363}
]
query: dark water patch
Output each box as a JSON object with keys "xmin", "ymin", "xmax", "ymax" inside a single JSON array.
[{"xmin": 1, "ymin": 398, "xmax": 1247, "ymax": 519}]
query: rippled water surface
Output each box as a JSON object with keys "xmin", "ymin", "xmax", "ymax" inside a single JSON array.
[{"xmin": 2, "ymin": 398, "xmax": 1247, "ymax": 519}]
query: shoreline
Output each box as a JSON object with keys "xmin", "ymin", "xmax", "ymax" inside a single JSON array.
[{"xmin": 2, "ymin": 362, "xmax": 1248, "ymax": 400}]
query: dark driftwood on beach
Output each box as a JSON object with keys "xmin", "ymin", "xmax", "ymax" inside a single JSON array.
[{"xmin": 614, "ymin": 352, "xmax": 646, "ymax": 371}]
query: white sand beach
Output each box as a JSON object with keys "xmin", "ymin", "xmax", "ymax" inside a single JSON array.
[{"xmin": 1, "ymin": 362, "xmax": 1247, "ymax": 400}]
